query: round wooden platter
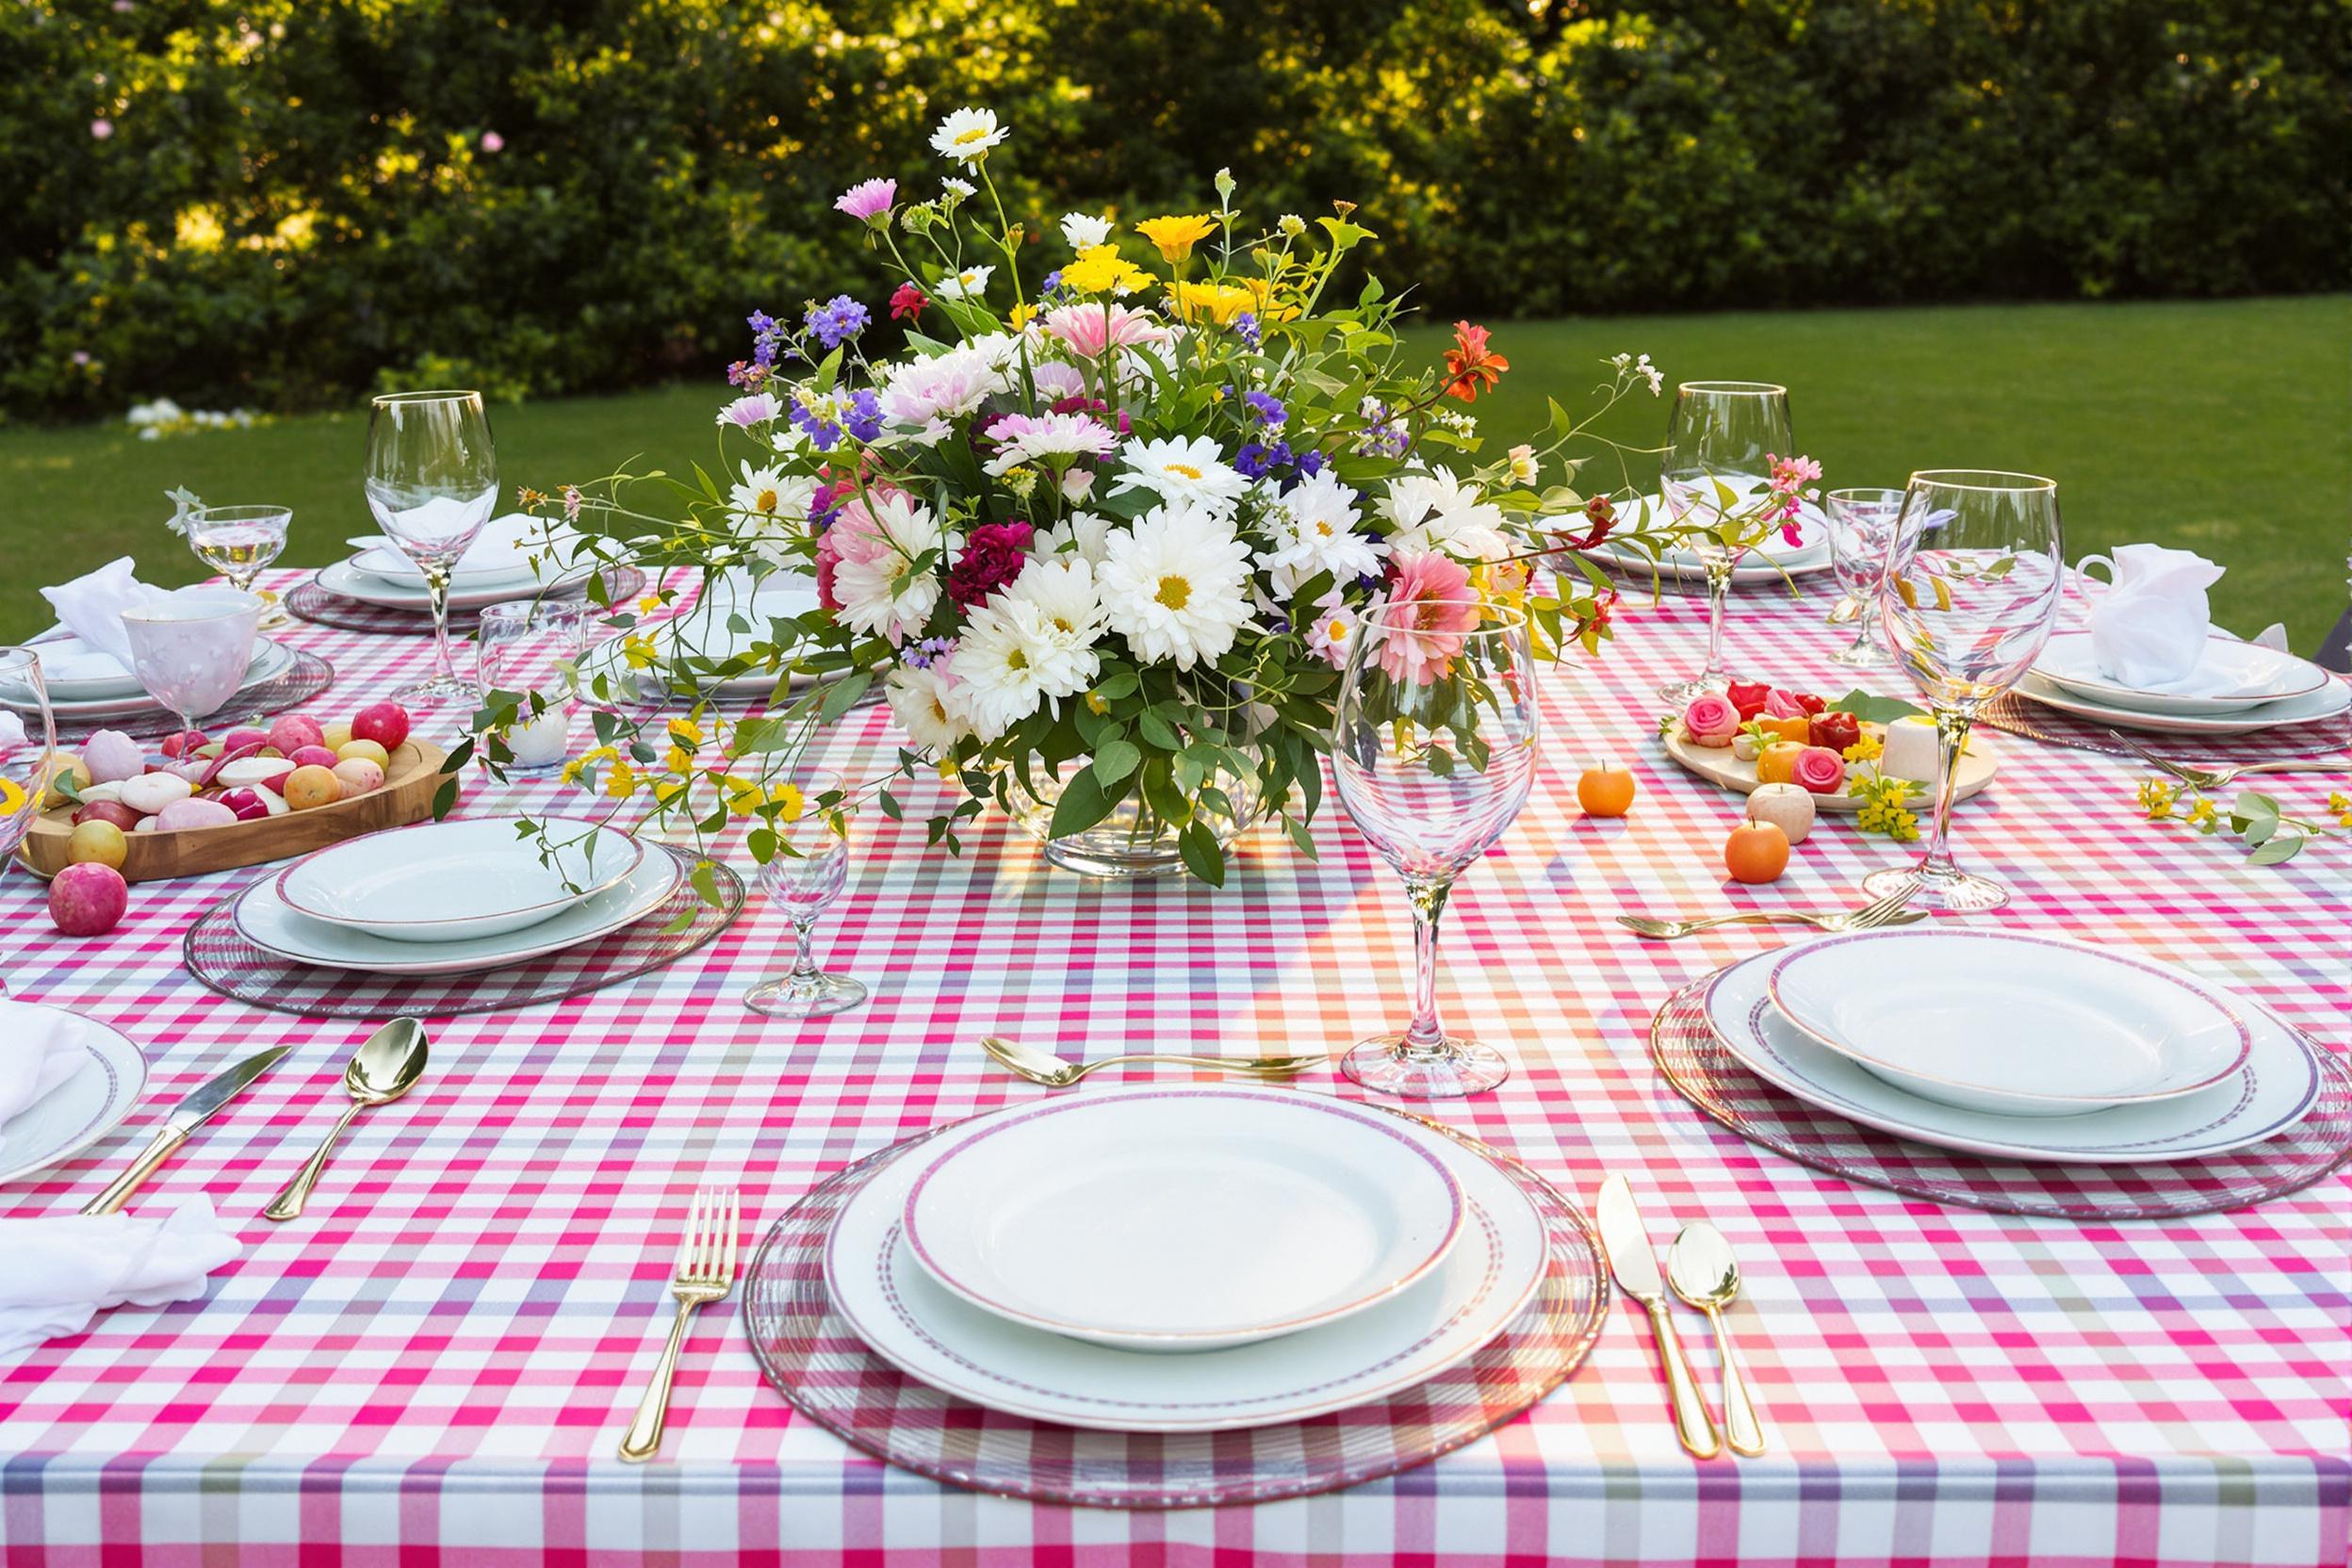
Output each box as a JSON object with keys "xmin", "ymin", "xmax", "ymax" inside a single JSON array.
[
  {"xmin": 19, "ymin": 741, "xmax": 451, "ymax": 884},
  {"xmin": 1659, "ymin": 727, "xmax": 1997, "ymax": 811}
]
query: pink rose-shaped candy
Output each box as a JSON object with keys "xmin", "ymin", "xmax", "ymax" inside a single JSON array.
[
  {"xmin": 1762, "ymin": 688, "xmax": 1807, "ymax": 720},
  {"xmin": 1682, "ymin": 694, "xmax": 1740, "ymax": 748},
  {"xmin": 1791, "ymin": 745, "xmax": 1848, "ymax": 795}
]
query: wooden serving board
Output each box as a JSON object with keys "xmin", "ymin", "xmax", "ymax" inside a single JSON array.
[
  {"xmin": 20, "ymin": 741, "xmax": 452, "ymax": 883},
  {"xmin": 1660, "ymin": 727, "xmax": 1996, "ymax": 811}
]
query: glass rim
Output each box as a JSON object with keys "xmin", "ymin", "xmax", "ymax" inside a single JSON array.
[
  {"xmin": 1674, "ymin": 380, "xmax": 1789, "ymax": 397},
  {"xmin": 1359, "ymin": 597, "xmax": 1530, "ymax": 634},
  {"xmin": 370, "ymin": 388, "xmax": 486, "ymax": 409},
  {"xmin": 1906, "ymin": 468, "xmax": 2058, "ymax": 494},
  {"xmin": 0, "ymin": 646, "xmax": 44, "ymax": 675},
  {"xmin": 118, "ymin": 588, "xmax": 267, "ymax": 625},
  {"xmin": 1824, "ymin": 486, "xmax": 1906, "ymax": 502},
  {"xmin": 187, "ymin": 503, "xmax": 292, "ymax": 524}
]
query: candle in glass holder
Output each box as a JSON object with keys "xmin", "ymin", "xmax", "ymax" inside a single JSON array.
[{"xmin": 506, "ymin": 695, "xmax": 574, "ymax": 769}]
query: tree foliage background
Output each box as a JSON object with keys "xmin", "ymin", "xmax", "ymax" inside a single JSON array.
[{"xmin": 4, "ymin": 0, "xmax": 2344, "ymax": 420}]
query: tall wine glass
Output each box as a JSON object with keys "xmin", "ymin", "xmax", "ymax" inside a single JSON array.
[
  {"xmin": 1656, "ymin": 381, "xmax": 1792, "ymax": 703},
  {"xmin": 0, "ymin": 650, "xmax": 58, "ymax": 994},
  {"xmin": 1822, "ymin": 487, "xmax": 1903, "ymax": 666},
  {"xmin": 366, "ymin": 390, "xmax": 498, "ymax": 705},
  {"xmin": 1860, "ymin": 470, "xmax": 2063, "ymax": 912},
  {"xmin": 1331, "ymin": 598, "xmax": 1541, "ymax": 1098}
]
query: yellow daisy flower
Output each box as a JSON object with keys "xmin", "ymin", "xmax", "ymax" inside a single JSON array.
[{"xmin": 1136, "ymin": 214, "xmax": 1217, "ymax": 262}]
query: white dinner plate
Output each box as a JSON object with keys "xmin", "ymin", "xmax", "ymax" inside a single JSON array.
[
  {"xmin": 275, "ymin": 816, "xmax": 644, "ymax": 943},
  {"xmin": 1766, "ymin": 930, "xmax": 2254, "ymax": 1117},
  {"xmin": 8, "ymin": 633, "xmax": 278, "ymax": 703},
  {"xmin": 2013, "ymin": 668, "xmax": 2351, "ymax": 737},
  {"xmin": 233, "ymin": 847, "xmax": 680, "ymax": 973},
  {"xmin": 580, "ymin": 574, "xmax": 824, "ymax": 699},
  {"xmin": 315, "ymin": 557, "xmax": 599, "ymax": 612},
  {"xmin": 2034, "ymin": 632, "xmax": 2335, "ymax": 716},
  {"xmin": 901, "ymin": 1087, "xmax": 1465, "ymax": 1351},
  {"xmin": 2, "ymin": 638, "xmax": 295, "ymax": 720},
  {"xmin": 1705, "ymin": 948, "xmax": 2321, "ymax": 1164},
  {"xmin": 1583, "ymin": 494, "xmax": 1833, "ymax": 583},
  {"xmin": 0, "ymin": 1006, "xmax": 148, "ymax": 1186},
  {"xmin": 828, "ymin": 1104, "xmax": 1546, "ymax": 1430},
  {"xmin": 345, "ymin": 515, "xmax": 586, "ymax": 586}
]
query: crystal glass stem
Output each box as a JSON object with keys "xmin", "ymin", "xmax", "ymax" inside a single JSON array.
[
  {"xmin": 1915, "ymin": 706, "xmax": 1975, "ymax": 882},
  {"xmin": 425, "ymin": 564, "xmax": 458, "ymax": 685},
  {"xmin": 788, "ymin": 916, "xmax": 821, "ymax": 988},
  {"xmin": 1699, "ymin": 555, "xmax": 1734, "ymax": 689},
  {"xmin": 1400, "ymin": 876, "xmax": 1451, "ymax": 1054}
]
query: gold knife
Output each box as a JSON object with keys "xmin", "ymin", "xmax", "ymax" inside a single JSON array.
[
  {"xmin": 82, "ymin": 1045, "xmax": 291, "ymax": 1216},
  {"xmin": 1596, "ymin": 1174, "xmax": 1722, "ymax": 1459}
]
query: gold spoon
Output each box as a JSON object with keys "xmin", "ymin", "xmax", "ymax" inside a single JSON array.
[
  {"xmin": 263, "ymin": 1019, "xmax": 430, "ymax": 1222},
  {"xmin": 980, "ymin": 1034, "xmax": 1318, "ymax": 1088},
  {"xmin": 1666, "ymin": 1220, "xmax": 1768, "ymax": 1457}
]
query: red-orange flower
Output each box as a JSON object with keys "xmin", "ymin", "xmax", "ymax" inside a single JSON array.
[{"xmin": 1442, "ymin": 320, "xmax": 1510, "ymax": 402}]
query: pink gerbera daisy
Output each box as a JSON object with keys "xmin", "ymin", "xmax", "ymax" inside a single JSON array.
[{"xmin": 1374, "ymin": 552, "xmax": 1478, "ymax": 685}]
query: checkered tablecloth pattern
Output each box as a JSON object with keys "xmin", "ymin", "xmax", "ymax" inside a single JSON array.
[{"xmin": 2, "ymin": 567, "xmax": 2345, "ymax": 1567}]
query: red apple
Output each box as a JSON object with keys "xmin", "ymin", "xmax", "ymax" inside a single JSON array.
[
  {"xmin": 48, "ymin": 862, "xmax": 128, "ymax": 937},
  {"xmin": 351, "ymin": 701, "xmax": 412, "ymax": 752},
  {"xmin": 73, "ymin": 799, "xmax": 141, "ymax": 832}
]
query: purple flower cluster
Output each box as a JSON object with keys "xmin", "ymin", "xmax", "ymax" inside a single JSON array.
[
  {"xmin": 746, "ymin": 309, "xmax": 787, "ymax": 368},
  {"xmin": 804, "ymin": 295, "xmax": 870, "ymax": 351},
  {"xmin": 904, "ymin": 636, "xmax": 954, "ymax": 671},
  {"xmin": 1235, "ymin": 441, "xmax": 1329, "ymax": 483},
  {"xmin": 1243, "ymin": 389, "xmax": 1286, "ymax": 427},
  {"xmin": 792, "ymin": 389, "xmax": 884, "ymax": 452},
  {"xmin": 1231, "ymin": 312, "xmax": 1262, "ymax": 351}
]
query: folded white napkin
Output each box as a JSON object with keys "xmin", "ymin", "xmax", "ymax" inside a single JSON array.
[
  {"xmin": 39, "ymin": 558, "xmax": 174, "ymax": 676},
  {"xmin": 0, "ymin": 1003, "xmax": 89, "ymax": 1158},
  {"xmin": 2087, "ymin": 544, "xmax": 2225, "ymax": 689},
  {"xmin": 0, "ymin": 1200, "xmax": 240, "ymax": 1359},
  {"xmin": 350, "ymin": 514, "xmax": 577, "ymax": 580}
]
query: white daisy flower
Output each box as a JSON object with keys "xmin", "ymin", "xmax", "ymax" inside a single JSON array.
[
  {"xmin": 982, "ymin": 411, "xmax": 1119, "ymax": 476},
  {"xmin": 933, "ymin": 264, "xmax": 994, "ymax": 302},
  {"xmin": 727, "ymin": 463, "xmax": 818, "ymax": 567},
  {"xmin": 1107, "ymin": 434, "xmax": 1251, "ymax": 521},
  {"xmin": 1378, "ymin": 466, "xmax": 1512, "ymax": 562},
  {"xmin": 1097, "ymin": 504, "xmax": 1253, "ymax": 669},
  {"xmin": 831, "ymin": 492, "xmax": 946, "ymax": 643},
  {"xmin": 1258, "ymin": 469, "xmax": 1385, "ymax": 596},
  {"xmin": 941, "ymin": 177, "xmax": 975, "ymax": 199},
  {"xmin": 886, "ymin": 662, "xmax": 965, "ymax": 752},
  {"xmin": 1006, "ymin": 553, "xmax": 1106, "ymax": 652},
  {"xmin": 1035, "ymin": 510, "xmax": 1112, "ymax": 564},
  {"xmin": 945, "ymin": 597, "xmax": 1061, "ymax": 740},
  {"xmin": 1059, "ymin": 211, "xmax": 1112, "ymax": 249},
  {"xmin": 930, "ymin": 106, "xmax": 1007, "ymax": 164}
]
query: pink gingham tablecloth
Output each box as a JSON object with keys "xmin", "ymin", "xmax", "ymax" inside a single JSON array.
[{"xmin": 1, "ymin": 566, "xmax": 2345, "ymax": 1567}]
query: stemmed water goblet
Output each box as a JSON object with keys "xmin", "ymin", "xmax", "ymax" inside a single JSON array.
[
  {"xmin": 119, "ymin": 590, "xmax": 267, "ymax": 743},
  {"xmin": 0, "ymin": 650, "xmax": 58, "ymax": 995},
  {"xmin": 1656, "ymin": 381, "xmax": 1794, "ymax": 703},
  {"xmin": 1821, "ymin": 487, "xmax": 1904, "ymax": 666},
  {"xmin": 366, "ymin": 389, "xmax": 498, "ymax": 706},
  {"xmin": 1331, "ymin": 597, "xmax": 1541, "ymax": 1098},
  {"xmin": 182, "ymin": 505, "xmax": 291, "ymax": 596},
  {"xmin": 1859, "ymin": 470, "xmax": 2064, "ymax": 913},
  {"xmin": 744, "ymin": 770, "xmax": 869, "ymax": 1019}
]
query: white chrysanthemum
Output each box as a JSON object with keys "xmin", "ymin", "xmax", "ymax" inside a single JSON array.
[
  {"xmin": 831, "ymin": 493, "xmax": 945, "ymax": 643},
  {"xmin": 727, "ymin": 463, "xmax": 818, "ymax": 567},
  {"xmin": 1006, "ymin": 554, "xmax": 1105, "ymax": 650},
  {"xmin": 1097, "ymin": 505, "xmax": 1254, "ymax": 669},
  {"xmin": 1378, "ymin": 466, "xmax": 1512, "ymax": 562},
  {"xmin": 878, "ymin": 342, "xmax": 1008, "ymax": 430},
  {"xmin": 930, "ymin": 106, "xmax": 1007, "ymax": 164},
  {"xmin": 933, "ymin": 264, "xmax": 993, "ymax": 302},
  {"xmin": 886, "ymin": 662, "xmax": 965, "ymax": 752},
  {"xmin": 1059, "ymin": 211, "xmax": 1112, "ymax": 249},
  {"xmin": 944, "ymin": 597, "xmax": 1068, "ymax": 741},
  {"xmin": 1035, "ymin": 510, "xmax": 1112, "ymax": 565},
  {"xmin": 983, "ymin": 412, "xmax": 1119, "ymax": 476},
  {"xmin": 1258, "ymin": 469, "xmax": 1385, "ymax": 595},
  {"xmin": 1108, "ymin": 434, "xmax": 1251, "ymax": 520}
]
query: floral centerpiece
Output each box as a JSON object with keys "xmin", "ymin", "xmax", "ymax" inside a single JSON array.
[{"xmin": 494, "ymin": 108, "xmax": 1723, "ymax": 884}]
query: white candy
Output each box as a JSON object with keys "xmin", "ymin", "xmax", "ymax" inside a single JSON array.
[
  {"xmin": 78, "ymin": 781, "xmax": 124, "ymax": 804},
  {"xmin": 119, "ymin": 773, "xmax": 195, "ymax": 816},
  {"xmin": 1745, "ymin": 781, "xmax": 1817, "ymax": 845},
  {"xmin": 256, "ymin": 787, "xmax": 290, "ymax": 817},
  {"xmin": 155, "ymin": 797, "xmax": 237, "ymax": 831},
  {"xmin": 217, "ymin": 758, "xmax": 298, "ymax": 788},
  {"xmin": 1882, "ymin": 715, "xmax": 1941, "ymax": 784},
  {"xmin": 83, "ymin": 729, "xmax": 146, "ymax": 784},
  {"xmin": 133, "ymin": 816, "xmax": 160, "ymax": 833}
]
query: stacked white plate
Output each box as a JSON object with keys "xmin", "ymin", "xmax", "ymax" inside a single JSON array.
[
  {"xmin": 580, "ymin": 570, "xmax": 823, "ymax": 701},
  {"xmin": 824, "ymin": 1086, "xmax": 1554, "ymax": 1431},
  {"xmin": 1701, "ymin": 928, "xmax": 2323, "ymax": 1163},
  {"xmin": 317, "ymin": 514, "xmax": 598, "ymax": 611},
  {"xmin": 232, "ymin": 816, "xmax": 677, "ymax": 973},
  {"xmin": 2020, "ymin": 630, "xmax": 2348, "ymax": 736},
  {"xmin": 2, "ymin": 631, "xmax": 291, "ymax": 721},
  {"xmin": 1583, "ymin": 494, "xmax": 1834, "ymax": 584},
  {"xmin": 0, "ymin": 1004, "xmax": 148, "ymax": 1186}
]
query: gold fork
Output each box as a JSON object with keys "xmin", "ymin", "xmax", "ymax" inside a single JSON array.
[
  {"xmin": 617, "ymin": 1185, "xmax": 739, "ymax": 1463},
  {"xmin": 981, "ymin": 1034, "xmax": 1318, "ymax": 1087},
  {"xmin": 1616, "ymin": 889, "xmax": 1923, "ymax": 941},
  {"xmin": 2103, "ymin": 728, "xmax": 2346, "ymax": 793}
]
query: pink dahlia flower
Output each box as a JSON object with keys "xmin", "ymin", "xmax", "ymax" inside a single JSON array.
[{"xmin": 1374, "ymin": 552, "xmax": 1478, "ymax": 686}]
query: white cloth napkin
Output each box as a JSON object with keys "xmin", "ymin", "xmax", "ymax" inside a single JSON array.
[
  {"xmin": 349, "ymin": 514, "xmax": 578, "ymax": 580},
  {"xmin": 0, "ymin": 1004, "xmax": 89, "ymax": 1158},
  {"xmin": 2087, "ymin": 544, "xmax": 2225, "ymax": 688},
  {"xmin": 0, "ymin": 1200, "xmax": 240, "ymax": 1359},
  {"xmin": 38, "ymin": 558, "xmax": 174, "ymax": 677}
]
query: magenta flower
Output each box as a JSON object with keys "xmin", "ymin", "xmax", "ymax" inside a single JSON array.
[
  {"xmin": 835, "ymin": 178, "xmax": 897, "ymax": 225},
  {"xmin": 1375, "ymin": 553, "xmax": 1478, "ymax": 686},
  {"xmin": 481, "ymin": 131, "xmax": 504, "ymax": 153}
]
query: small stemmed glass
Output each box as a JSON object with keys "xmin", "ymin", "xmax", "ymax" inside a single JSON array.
[
  {"xmin": 1655, "ymin": 381, "xmax": 1796, "ymax": 703},
  {"xmin": 1331, "ymin": 598, "xmax": 1541, "ymax": 1098},
  {"xmin": 744, "ymin": 770, "xmax": 870, "ymax": 1019},
  {"xmin": 1860, "ymin": 470, "xmax": 2064, "ymax": 912},
  {"xmin": 1821, "ymin": 488, "xmax": 1904, "ymax": 666},
  {"xmin": 119, "ymin": 590, "xmax": 267, "ymax": 742},
  {"xmin": 0, "ymin": 649, "xmax": 58, "ymax": 995},
  {"xmin": 183, "ymin": 505, "xmax": 291, "ymax": 596},
  {"xmin": 365, "ymin": 389, "xmax": 498, "ymax": 706}
]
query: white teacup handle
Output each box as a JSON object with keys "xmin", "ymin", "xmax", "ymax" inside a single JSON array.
[{"xmin": 2072, "ymin": 552, "xmax": 2116, "ymax": 602}]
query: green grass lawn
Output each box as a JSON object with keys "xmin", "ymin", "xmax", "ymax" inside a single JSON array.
[{"xmin": 5, "ymin": 295, "xmax": 2344, "ymax": 648}]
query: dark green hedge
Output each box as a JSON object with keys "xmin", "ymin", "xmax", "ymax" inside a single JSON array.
[{"xmin": 5, "ymin": 0, "xmax": 2344, "ymax": 419}]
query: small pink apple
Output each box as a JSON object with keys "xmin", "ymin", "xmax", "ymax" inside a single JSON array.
[
  {"xmin": 351, "ymin": 702, "xmax": 412, "ymax": 752},
  {"xmin": 288, "ymin": 744, "xmax": 338, "ymax": 771},
  {"xmin": 49, "ymin": 862, "xmax": 129, "ymax": 936},
  {"xmin": 267, "ymin": 715, "xmax": 325, "ymax": 755}
]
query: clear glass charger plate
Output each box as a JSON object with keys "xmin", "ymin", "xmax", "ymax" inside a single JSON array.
[
  {"xmin": 1649, "ymin": 976, "xmax": 2352, "ymax": 1219},
  {"xmin": 743, "ymin": 1108, "xmax": 1609, "ymax": 1509}
]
